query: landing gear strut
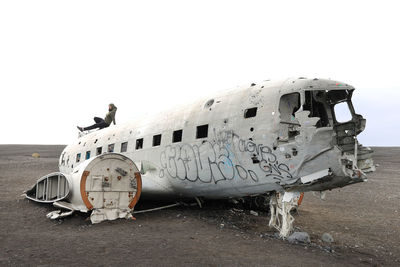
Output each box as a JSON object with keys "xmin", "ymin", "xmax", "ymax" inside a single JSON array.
[{"xmin": 269, "ymin": 191, "xmax": 301, "ymax": 238}]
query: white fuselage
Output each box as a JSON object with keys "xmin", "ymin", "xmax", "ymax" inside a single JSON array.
[{"xmin": 59, "ymin": 78, "xmax": 374, "ymax": 199}]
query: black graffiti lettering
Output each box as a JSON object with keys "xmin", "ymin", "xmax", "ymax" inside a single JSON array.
[
  {"xmin": 248, "ymin": 170, "xmax": 259, "ymax": 182},
  {"xmin": 278, "ymin": 163, "xmax": 292, "ymax": 179},
  {"xmin": 260, "ymin": 146, "xmax": 277, "ymax": 163},
  {"xmin": 246, "ymin": 141, "xmax": 257, "ymax": 153},
  {"xmin": 197, "ymin": 143, "xmax": 214, "ymax": 183},
  {"xmin": 235, "ymin": 165, "xmax": 248, "ymax": 180},
  {"xmin": 210, "ymin": 159, "xmax": 225, "ymax": 184},
  {"xmin": 269, "ymin": 163, "xmax": 281, "ymax": 175},
  {"xmin": 238, "ymin": 139, "xmax": 246, "ymax": 152},
  {"xmin": 217, "ymin": 156, "xmax": 235, "ymax": 181},
  {"xmin": 158, "ymin": 131, "xmax": 293, "ymax": 184},
  {"xmin": 180, "ymin": 144, "xmax": 197, "ymax": 181}
]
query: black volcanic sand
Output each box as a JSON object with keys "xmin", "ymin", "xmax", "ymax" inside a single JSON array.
[{"xmin": 0, "ymin": 145, "xmax": 399, "ymax": 266}]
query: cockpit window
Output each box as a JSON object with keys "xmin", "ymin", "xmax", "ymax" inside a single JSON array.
[
  {"xmin": 279, "ymin": 93, "xmax": 300, "ymax": 118},
  {"xmin": 326, "ymin": 90, "xmax": 350, "ymax": 104},
  {"xmin": 303, "ymin": 91, "xmax": 330, "ymax": 127},
  {"xmin": 303, "ymin": 89, "xmax": 355, "ymax": 127},
  {"xmin": 334, "ymin": 102, "xmax": 353, "ymax": 123}
]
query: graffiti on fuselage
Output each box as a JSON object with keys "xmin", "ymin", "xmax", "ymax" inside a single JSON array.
[{"xmin": 159, "ymin": 131, "xmax": 293, "ymax": 184}]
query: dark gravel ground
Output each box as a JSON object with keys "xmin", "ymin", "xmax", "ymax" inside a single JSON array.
[{"xmin": 0, "ymin": 145, "xmax": 399, "ymax": 266}]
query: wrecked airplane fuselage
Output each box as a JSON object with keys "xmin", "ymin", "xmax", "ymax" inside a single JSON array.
[{"xmin": 26, "ymin": 77, "xmax": 375, "ymax": 236}]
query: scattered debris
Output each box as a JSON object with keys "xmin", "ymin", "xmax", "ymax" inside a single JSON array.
[
  {"xmin": 46, "ymin": 209, "xmax": 74, "ymax": 219},
  {"xmin": 250, "ymin": 210, "xmax": 259, "ymax": 216},
  {"xmin": 133, "ymin": 203, "xmax": 181, "ymax": 214},
  {"xmin": 322, "ymin": 233, "xmax": 334, "ymax": 243},
  {"xmin": 194, "ymin": 196, "xmax": 203, "ymax": 208},
  {"xmin": 91, "ymin": 209, "xmax": 133, "ymax": 224},
  {"xmin": 287, "ymin": 232, "xmax": 310, "ymax": 244},
  {"xmin": 230, "ymin": 208, "xmax": 244, "ymax": 213}
]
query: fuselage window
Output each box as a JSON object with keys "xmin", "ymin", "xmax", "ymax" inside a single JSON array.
[
  {"xmin": 76, "ymin": 153, "xmax": 81, "ymax": 163},
  {"xmin": 278, "ymin": 92, "xmax": 301, "ymax": 142},
  {"xmin": 121, "ymin": 142, "xmax": 128, "ymax": 152},
  {"xmin": 85, "ymin": 151, "xmax": 91, "ymax": 160},
  {"xmin": 244, "ymin": 107, "xmax": 257, "ymax": 118},
  {"xmin": 196, "ymin": 124, "xmax": 208, "ymax": 139},
  {"xmin": 172, "ymin": 129, "xmax": 183, "ymax": 143},
  {"xmin": 136, "ymin": 138, "xmax": 143, "ymax": 150},
  {"xmin": 96, "ymin": 147, "xmax": 102, "ymax": 155},
  {"xmin": 108, "ymin": 144, "xmax": 114, "ymax": 152},
  {"xmin": 153, "ymin": 134, "xmax": 162, "ymax": 147}
]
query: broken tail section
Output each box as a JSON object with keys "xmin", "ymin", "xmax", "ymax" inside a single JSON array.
[
  {"xmin": 24, "ymin": 172, "xmax": 70, "ymax": 203},
  {"xmin": 24, "ymin": 153, "xmax": 142, "ymax": 223}
]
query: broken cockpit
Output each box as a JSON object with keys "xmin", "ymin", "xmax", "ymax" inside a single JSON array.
[{"xmin": 278, "ymin": 85, "xmax": 375, "ymax": 176}]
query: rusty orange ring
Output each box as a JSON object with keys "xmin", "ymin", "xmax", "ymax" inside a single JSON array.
[
  {"xmin": 297, "ymin": 192, "xmax": 304, "ymax": 206},
  {"xmin": 80, "ymin": 170, "xmax": 142, "ymax": 210},
  {"xmin": 129, "ymin": 172, "xmax": 142, "ymax": 209},
  {"xmin": 80, "ymin": 171, "xmax": 93, "ymax": 210}
]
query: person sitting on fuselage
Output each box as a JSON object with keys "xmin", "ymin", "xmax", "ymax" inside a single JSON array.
[{"xmin": 77, "ymin": 103, "xmax": 117, "ymax": 132}]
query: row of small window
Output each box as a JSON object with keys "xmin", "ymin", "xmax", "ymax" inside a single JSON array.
[
  {"xmin": 75, "ymin": 141, "xmax": 129, "ymax": 163},
  {"xmin": 74, "ymin": 107, "xmax": 259, "ymax": 164},
  {"xmin": 75, "ymin": 124, "xmax": 208, "ymax": 163},
  {"xmin": 138, "ymin": 124, "xmax": 209, "ymax": 148}
]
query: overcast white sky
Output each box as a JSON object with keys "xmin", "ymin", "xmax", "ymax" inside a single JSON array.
[{"xmin": 0, "ymin": 0, "xmax": 399, "ymax": 146}]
